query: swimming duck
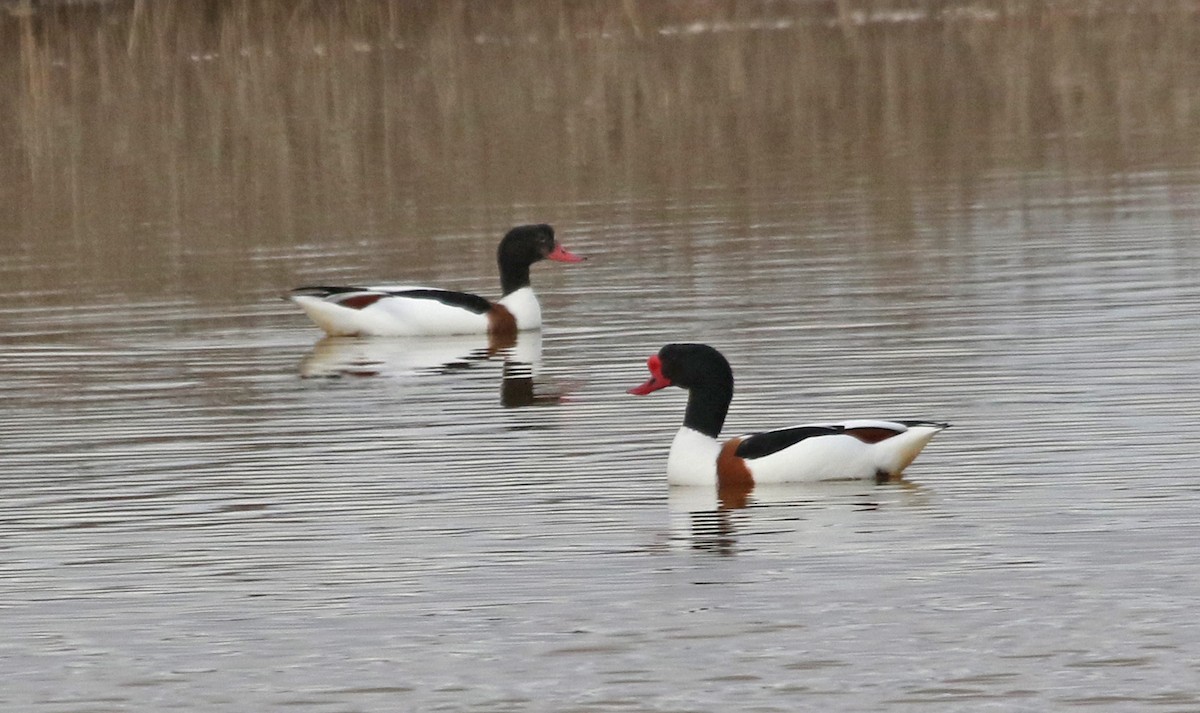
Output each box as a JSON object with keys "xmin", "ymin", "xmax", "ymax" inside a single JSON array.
[
  {"xmin": 290, "ymin": 224, "xmax": 583, "ymax": 337},
  {"xmin": 628, "ymin": 343, "xmax": 948, "ymax": 487}
]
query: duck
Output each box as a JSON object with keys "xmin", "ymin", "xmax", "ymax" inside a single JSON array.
[
  {"xmin": 627, "ymin": 343, "xmax": 948, "ymax": 487},
  {"xmin": 289, "ymin": 224, "xmax": 584, "ymax": 337}
]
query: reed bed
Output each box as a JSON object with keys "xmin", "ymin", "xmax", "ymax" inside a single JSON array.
[{"xmin": 1, "ymin": 0, "xmax": 1198, "ymax": 299}]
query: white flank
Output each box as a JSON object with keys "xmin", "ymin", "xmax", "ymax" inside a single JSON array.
[
  {"xmin": 293, "ymin": 285, "xmax": 547, "ymax": 337},
  {"xmin": 746, "ymin": 421, "xmax": 946, "ymax": 483},
  {"xmin": 291, "ymin": 294, "xmax": 489, "ymax": 336},
  {"xmin": 660, "ymin": 420, "xmax": 947, "ymax": 487},
  {"xmin": 873, "ymin": 424, "xmax": 944, "ymax": 475}
]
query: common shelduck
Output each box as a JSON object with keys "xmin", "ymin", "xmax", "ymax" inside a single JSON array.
[
  {"xmin": 289, "ymin": 224, "xmax": 584, "ymax": 337},
  {"xmin": 628, "ymin": 343, "xmax": 948, "ymax": 487}
]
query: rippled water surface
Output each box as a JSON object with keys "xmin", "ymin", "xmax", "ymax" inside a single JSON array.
[{"xmin": 4, "ymin": 4, "xmax": 1200, "ymax": 711}]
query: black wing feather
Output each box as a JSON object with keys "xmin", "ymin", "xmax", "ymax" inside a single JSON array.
[
  {"xmin": 735, "ymin": 425, "xmax": 846, "ymax": 460},
  {"xmin": 385, "ymin": 289, "xmax": 492, "ymax": 314},
  {"xmin": 291, "ymin": 285, "xmax": 367, "ymax": 298},
  {"xmin": 290, "ymin": 285, "xmax": 492, "ymax": 314},
  {"xmin": 898, "ymin": 420, "xmax": 951, "ymax": 429}
]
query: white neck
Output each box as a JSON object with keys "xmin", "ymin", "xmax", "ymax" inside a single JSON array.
[
  {"xmin": 666, "ymin": 427, "xmax": 721, "ymax": 486},
  {"xmin": 498, "ymin": 287, "xmax": 542, "ymax": 330}
]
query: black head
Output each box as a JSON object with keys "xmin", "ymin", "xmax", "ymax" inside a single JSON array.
[
  {"xmin": 660, "ymin": 343, "xmax": 734, "ymax": 391},
  {"xmin": 497, "ymin": 224, "xmax": 583, "ymax": 294},
  {"xmin": 628, "ymin": 343, "xmax": 734, "ymax": 438}
]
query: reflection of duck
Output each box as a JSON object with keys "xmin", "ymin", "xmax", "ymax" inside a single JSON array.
[
  {"xmin": 498, "ymin": 357, "xmax": 579, "ymax": 408},
  {"xmin": 668, "ymin": 479, "xmax": 921, "ymax": 512},
  {"xmin": 667, "ymin": 480, "xmax": 926, "ymax": 554},
  {"xmin": 298, "ymin": 331, "xmax": 571, "ymax": 408},
  {"xmin": 289, "ymin": 224, "xmax": 584, "ymax": 337},
  {"xmin": 628, "ymin": 344, "xmax": 948, "ymax": 487}
]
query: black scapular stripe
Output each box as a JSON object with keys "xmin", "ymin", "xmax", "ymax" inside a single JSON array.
[
  {"xmin": 899, "ymin": 420, "xmax": 951, "ymax": 429},
  {"xmin": 735, "ymin": 425, "xmax": 846, "ymax": 460},
  {"xmin": 291, "ymin": 285, "xmax": 366, "ymax": 298},
  {"xmin": 291, "ymin": 285, "xmax": 492, "ymax": 314},
  {"xmin": 386, "ymin": 289, "xmax": 492, "ymax": 314}
]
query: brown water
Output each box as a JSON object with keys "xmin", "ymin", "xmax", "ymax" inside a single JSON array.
[{"xmin": 4, "ymin": 2, "xmax": 1200, "ymax": 711}]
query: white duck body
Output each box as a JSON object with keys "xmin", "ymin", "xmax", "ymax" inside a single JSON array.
[
  {"xmin": 497, "ymin": 286, "xmax": 542, "ymax": 330},
  {"xmin": 291, "ymin": 285, "xmax": 541, "ymax": 337},
  {"xmin": 736, "ymin": 419, "xmax": 944, "ymax": 484},
  {"xmin": 665, "ymin": 420, "xmax": 945, "ymax": 486},
  {"xmin": 665, "ymin": 427, "xmax": 722, "ymax": 486}
]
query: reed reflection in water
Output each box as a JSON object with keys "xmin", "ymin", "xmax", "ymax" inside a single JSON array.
[{"xmin": 3, "ymin": 2, "xmax": 1200, "ymax": 712}]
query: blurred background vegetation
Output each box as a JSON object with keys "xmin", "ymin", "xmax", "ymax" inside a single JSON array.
[{"xmin": 2, "ymin": 0, "xmax": 1198, "ymax": 298}]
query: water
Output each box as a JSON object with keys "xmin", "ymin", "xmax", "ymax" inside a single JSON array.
[{"xmin": 4, "ymin": 4, "xmax": 1200, "ymax": 711}]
